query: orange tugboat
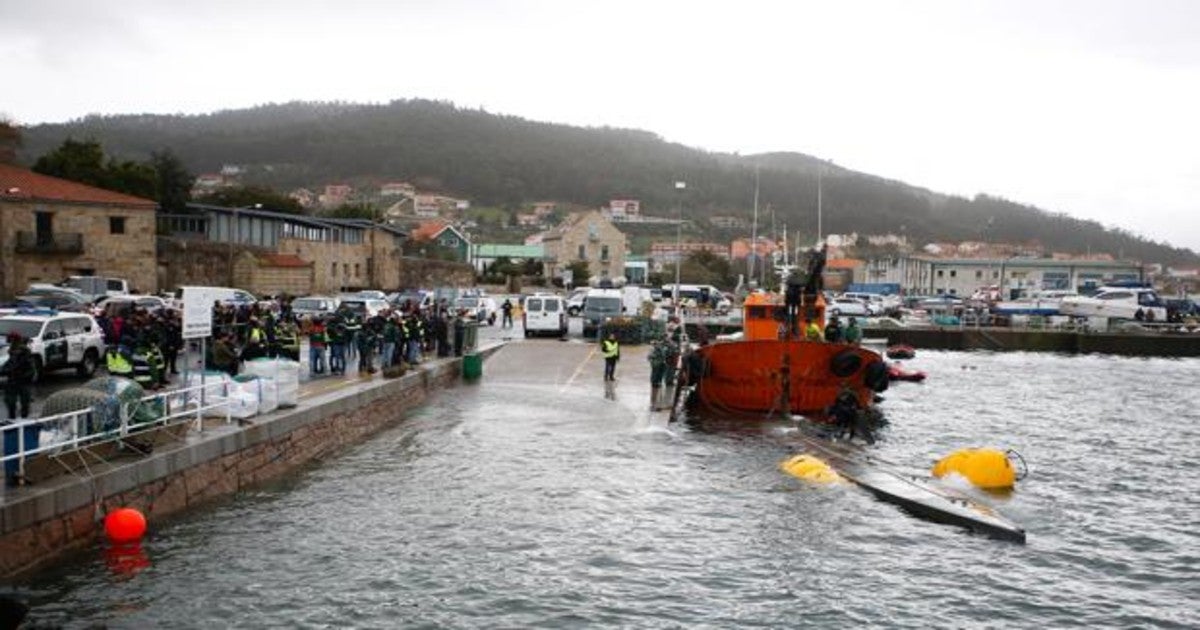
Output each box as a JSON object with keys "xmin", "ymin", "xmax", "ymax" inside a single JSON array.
[{"xmin": 683, "ymin": 249, "xmax": 889, "ymax": 416}]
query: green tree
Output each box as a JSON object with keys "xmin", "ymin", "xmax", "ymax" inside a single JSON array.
[
  {"xmin": 33, "ymin": 137, "xmax": 108, "ymax": 187},
  {"xmin": 567, "ymin": 260, "xmax": 590, "ymax": 287},
  {"xmin": 194, "ymin": 185, "xmax": 304, "ymax": 214},
  {"xmin": 151, "ymin": 149, "xmax": 194, "ymax": 212},
  {"xmin": 104, "ymin": 159, "xmax": 158, "ymax": 200}
]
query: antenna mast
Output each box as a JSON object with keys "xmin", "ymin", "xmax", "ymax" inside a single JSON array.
[{"xmin": 750, "ymin": 165, "xmax": 760, "ymax": 285}]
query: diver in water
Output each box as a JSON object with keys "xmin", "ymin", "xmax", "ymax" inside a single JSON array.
[{"xmin": 830, "ymin": 385, "xmax": 875, "ymax": 444}]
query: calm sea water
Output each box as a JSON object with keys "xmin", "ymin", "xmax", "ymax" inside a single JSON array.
[{"xmin": 10, "ymin": 346, "xmax": 1200, "ymax": 628}]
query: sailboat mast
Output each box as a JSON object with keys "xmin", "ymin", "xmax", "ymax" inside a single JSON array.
[{"xmin": 750, "ymin": 165, "xmax": 759, "ymax": 284}]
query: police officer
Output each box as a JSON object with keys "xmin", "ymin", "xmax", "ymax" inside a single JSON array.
[
  {"xmin": 1, "ymin": 333, "xmax": 35, "ymax": 420},
  {"xmin": 601, "ymin": 332, "xmax": 620, "ymax": 381}
]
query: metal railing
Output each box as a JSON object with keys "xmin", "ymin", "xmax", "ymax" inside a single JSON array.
[
  {"xmin": 1, "ymin": 380, "xmax": 232, "ymax": 482},
  {"xmin": 14, "ymin": 231, "xmax": 84, "ymax": 255}
]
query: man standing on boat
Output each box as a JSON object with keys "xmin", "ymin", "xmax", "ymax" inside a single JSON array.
[
  {"xmin": 844, "ymin": 317, "xmax": 862, "ymax": 346},
  {"xmin": 601, "ymin": 332, "xmax": 620, "ymax": 381},
  {"xmin": 825, "ymin": 317, "xmax": 844, "ymax": 343}
]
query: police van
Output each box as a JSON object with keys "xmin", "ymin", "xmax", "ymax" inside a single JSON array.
[
  {"xmin": 522, "ymin": 294, "xmax": 567, "ymax": 338},
  {"xmin": 0, "ymin": 310, "xmax": 105, "ymax": 382}
]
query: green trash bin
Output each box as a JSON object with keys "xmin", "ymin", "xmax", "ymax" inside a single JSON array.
[
  {"xmin": 462, "ymin": 353, "xmax": 483, "ymax": 379},
  {"xmin": 463, "ymin": 322, "xmax": 479, "ymax": 354}
]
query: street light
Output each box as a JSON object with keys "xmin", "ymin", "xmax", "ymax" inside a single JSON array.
[{"xmin": 673, "ymin": 181, "xmax": 686, "ymax": 310}]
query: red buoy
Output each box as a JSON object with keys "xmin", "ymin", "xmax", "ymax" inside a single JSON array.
[{"xmin": 104, "ymin": 508, "xmax": 147, "ymax": 543}]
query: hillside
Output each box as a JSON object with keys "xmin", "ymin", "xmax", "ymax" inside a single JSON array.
[{"xmin": 17, "ymin": 99, "xmax": 1200, "ymax": 266}]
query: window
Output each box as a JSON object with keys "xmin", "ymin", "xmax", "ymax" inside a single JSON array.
[
  {"xmin": 35, "ymin": 211, "xmax": 53, "ymax": 245},
  {"xmin": 936, "ymin": 269, "xmax": 944, "ymax": 278},
  {"xmin": 975, "ymin": 270, "xmax": 982, "ymax": 279},
  {"xmin": 343, "ymin": 263, "xmax": 349, "ymax": 277},
  {"xmin": 577, "ymin": 245, "xmax": 586, "ymax": 259},
  {"xmin": 601, "ymin": 245, "xmax": 610, "ymax": 261},
  {"xmin": 109, "ymin": 216, "xmax": 126, "ymax": 234},
  {"xmin": 331, "ymin": 263, "xmax": 337, "ymax": 278},
  {"xmin": 354, "ymin": 263, "xmax": 361, "ymax": 278},
  {"xmin": 950, "ymin": 270, "xmax": 957, "ymax": 278}
]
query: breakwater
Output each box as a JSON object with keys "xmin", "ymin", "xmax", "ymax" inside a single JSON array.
[{"xmin": 862, "ymin": 326, "xmax": 1200, "ymax": 357}]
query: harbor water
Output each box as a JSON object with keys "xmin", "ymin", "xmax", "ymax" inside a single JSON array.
[{"xmin": 10, "ymin": 346, "xmax": 1200, "ymax": 628}]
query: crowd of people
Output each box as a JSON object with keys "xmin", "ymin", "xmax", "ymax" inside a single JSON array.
[
  {"xmin": 92, "ymin": 296, "xmax": 477, "ymax": 388},
  {"xmin": 204, "ymin": 297, "xmax": 470, "ymax": 378}
]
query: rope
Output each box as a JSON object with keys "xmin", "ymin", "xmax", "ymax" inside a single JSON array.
[{"xmin": 1005, "ymin": 448, "xmax": 1030, "ymax": 480}]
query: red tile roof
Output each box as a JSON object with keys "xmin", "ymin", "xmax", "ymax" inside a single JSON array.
[
  {"xmin": 0, "ymin": 163, "xmax": 157, "ymax": 208},
  {"xmin": 259, "ymin": 253, "xmax": 311, "ymax": 268},
  {"xmin": 410, "ymin": 220, "xmax": 451, "ymax": 241}
]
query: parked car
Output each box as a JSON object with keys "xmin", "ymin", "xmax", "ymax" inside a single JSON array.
[
  {"xmin": 566, "ymin": 288, "xmax": 588, "ymax": 316},
  {"xmin": 455, "ymin": 296, "xmax": 498, "ymax": 324},
  {"xmin": 13, "ymin": 291, "xmax": 93, "ymax": 312},
  {"xmin": 337, "ymin": 298, "xmax": 388, "ymax": 318},
  {"xmin": 0, "ymin": 310, "xmax": 105, "ymax": 382},
  {"xmin": 95, "ymin": 295, "xmax": 171, "ymax": 317},
  {"xmin": 291, "ymin": 296, "xmax": 341, "ymax": 319},
  {"xmin": 391, "ymin": 290, "xmax": 434, "ymax": 312},
  {"xmin": 827, "ymin": 296, "xmax": 872, "ymax": 317}
]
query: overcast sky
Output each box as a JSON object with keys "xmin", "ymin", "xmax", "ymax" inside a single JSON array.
[{"xmin": 3, "ymin": 0, "xmax": 1198, "ymax": 253}]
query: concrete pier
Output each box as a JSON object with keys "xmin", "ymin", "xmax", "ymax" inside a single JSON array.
[{"xmin": 0, "ymin": 346, "xmax": 502, "ymax": 579}]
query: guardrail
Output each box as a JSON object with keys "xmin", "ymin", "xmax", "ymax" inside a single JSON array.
[{"xmin": 1, "ymin": 380, "xmax": 232, "ymax": 483}]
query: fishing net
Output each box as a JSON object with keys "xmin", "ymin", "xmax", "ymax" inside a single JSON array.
[
  {"xmin": 40, "ymin": 388, "xmax": 122, "ymax": 437},
  {"xmin": 82, "ymin": 376, "xmax": 162, "ymax": 425}
]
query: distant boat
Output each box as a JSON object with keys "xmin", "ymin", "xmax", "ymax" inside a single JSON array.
[
  {"xmin": 1059, "ymin": 286, "xmax": 1167, "ymax": 321},
  {"xmin": 991, "ymin": 289, "xmax": 1076, "ymax": 317}
]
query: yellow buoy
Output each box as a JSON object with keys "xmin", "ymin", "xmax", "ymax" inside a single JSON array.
[
  {"xmin": 780, "ymin": 454, "xmax": 843, "ymax": 484},
  {"xmin": 932, "ymin": 448, "xmax": 1016, "ymax": 490}
]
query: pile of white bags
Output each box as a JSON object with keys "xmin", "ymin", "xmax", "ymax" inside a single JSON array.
[
  {"xmin": 234, "ymin": 375, "xmax": 278, "ymax": 415},
  {"xmin": 186, "ymin": 371, "xmax": 257, "ymax": 419},
  {"xmin": 243, "ymin": 358, "xmax": 300, "ymax": 408}
]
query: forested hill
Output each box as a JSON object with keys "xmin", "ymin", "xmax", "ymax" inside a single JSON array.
[{"xmin": 17, "ymin": 99, "xmax": 1199, "ymax": 266}]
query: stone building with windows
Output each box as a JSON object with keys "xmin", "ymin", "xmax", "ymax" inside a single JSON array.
[
  {"xmin": 541, "ymin": 210, "xmax": 626, "ymax": 285},
  {"xmin": 0, "ymin": 163, "xmax": 158, "ymax": 299},
  {"xmin": 159, "ymin": 204, "xmax": 409, "ymax": 295}
]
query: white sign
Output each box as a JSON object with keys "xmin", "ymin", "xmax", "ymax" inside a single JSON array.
[
  {"xmin": 182, "ymin": 287, "xmax": 219, "ymax": 339},
  {"xmin": 562, "ymin": 269, "xmax": 574, "ymax": 287}
]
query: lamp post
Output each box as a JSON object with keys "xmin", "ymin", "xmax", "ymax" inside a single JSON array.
[{"xmin": 673, "ymin": 181, "xmax": 686, "ymax": 310}]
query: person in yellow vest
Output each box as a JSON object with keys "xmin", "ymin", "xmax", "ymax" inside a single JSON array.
[
  {"xmin": 804, "ymin": 319, "xmax": 823, "ymax": 341},
  {"xmin": 601, "ymin": 332, "xmax": 620, "ymax": 381}
]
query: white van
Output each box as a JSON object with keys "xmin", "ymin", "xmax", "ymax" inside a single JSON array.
[
  {"xmin": 523, "ymin": 294, "xmax": 567, "ymax": 337},
  {"xmin": 175, "ymin": 286, "xmax": 257, "ymax": 308}
]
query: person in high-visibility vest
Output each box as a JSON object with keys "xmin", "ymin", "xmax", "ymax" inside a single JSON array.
[{"xmin": 601, "ymin": 333, "xmax": 620, "ymax": 381}]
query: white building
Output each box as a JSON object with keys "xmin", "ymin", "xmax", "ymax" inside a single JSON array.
[{"xmin": 861, "ymin": 255, "xmax": 1147, "ymax": 296}]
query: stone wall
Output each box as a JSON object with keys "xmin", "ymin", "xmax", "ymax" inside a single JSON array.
[
  {"xmin": 397, "ymin": 257, "xmax": 476, "ymax": 289},
  {"xmin": 158, "ymin": 236, "xmax": 473, "ymax": 296},
  {"xmin": 0, "ymin": 349, "xmax": 499, "ymax": 578},
  {"xmin": 0, "ymin": 200, "xmax": 157, "ymax": 298},
  {"xmin": 157, "ymin": 237, "xmax": 264, "ymax": 291}
]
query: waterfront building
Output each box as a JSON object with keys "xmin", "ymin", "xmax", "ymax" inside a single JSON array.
[
  {"xmin": 860, "ymin": 254, "xmax": 1147, "ymax": 296},
  {"xmin": 0, "ymin": 163, "xmax": 158, "ymax": 298},
  {"xmin": 158, "ymin": 204, "xmax": 408, "ymax": 294}
]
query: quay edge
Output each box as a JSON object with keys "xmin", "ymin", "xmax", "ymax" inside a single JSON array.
[
  {"xmin": 0, "ymin": 346, "xmax": 505, "ymax": 580},
  {"xmin": 863, "ymin": 327, "xmax": 1200, "ymax": 357}
]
